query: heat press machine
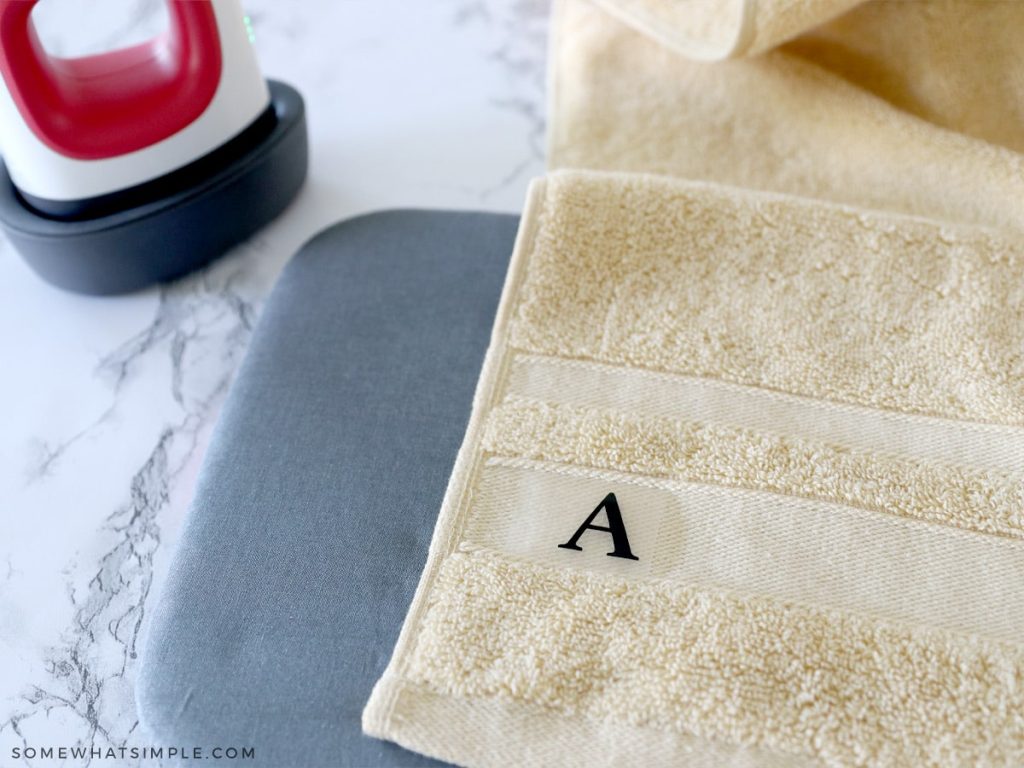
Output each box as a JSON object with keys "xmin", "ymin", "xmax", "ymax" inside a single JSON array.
[{"xmin": 0, "ymin": 0, "xmax": 307, "ymax": 295}]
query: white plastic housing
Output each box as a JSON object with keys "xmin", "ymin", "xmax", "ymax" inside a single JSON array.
[{"xmin": 0, "ymin": 0, "xmax": 270, "ymax": 202}]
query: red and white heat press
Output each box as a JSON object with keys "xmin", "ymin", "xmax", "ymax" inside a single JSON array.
[{"xmin": 0, "ymin": 0, "xmax": 307, "ymax": 294}]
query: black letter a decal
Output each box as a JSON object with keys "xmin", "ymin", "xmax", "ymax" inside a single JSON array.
[{"xmin": 557, "ymin": 493, "xmax": 639, "ymax": 561}]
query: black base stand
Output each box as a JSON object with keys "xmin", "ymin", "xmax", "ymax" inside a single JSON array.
[{"xmin": 0, "ymin": 80, "xmax": 308, "ymax": 296}]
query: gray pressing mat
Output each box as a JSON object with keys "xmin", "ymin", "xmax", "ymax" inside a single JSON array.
[{"xmin": 137, "ymin": 210, "xmax": 519, "ymax": 767}]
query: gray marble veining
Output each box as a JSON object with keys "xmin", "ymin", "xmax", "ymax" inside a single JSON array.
[{"xmin": 0, "ymin": 2, "xmax": 548, "ymax": 765}]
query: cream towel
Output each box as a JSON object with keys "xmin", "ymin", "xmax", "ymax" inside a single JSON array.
[
  {"xmin": 364, "ymin": 171, "xmax": 1024, "ymax": 767},
  {"xmin": 549, "ymin": 0, "xmax": 1024, "ymax": 233},
  {"xmin": 587, "ymin": 0, "xmax": 863, "ymax": 60}
]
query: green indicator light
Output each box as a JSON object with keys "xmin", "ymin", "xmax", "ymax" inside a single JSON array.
[{"xmin": 243, "ymin": 15, "xmax": 256, "ymax": 44}]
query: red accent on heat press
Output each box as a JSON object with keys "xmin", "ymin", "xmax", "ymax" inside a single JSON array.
[{"xmin": 0, "ymin": 0, "xmax": 223, "ymax": 160}]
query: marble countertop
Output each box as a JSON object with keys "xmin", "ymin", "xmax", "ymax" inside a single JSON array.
[{"xmin": 0, "ymin": 0, "xmax": 547, "ymax": 763}]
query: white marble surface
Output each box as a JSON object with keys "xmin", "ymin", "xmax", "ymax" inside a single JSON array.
[{"xmin": 0, "ymin": 1, "xmax": 547, "ymax": 763}]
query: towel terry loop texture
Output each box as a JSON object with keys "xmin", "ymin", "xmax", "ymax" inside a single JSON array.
[{"xmin": 364, "ymin": 1, "xmax": 1024, "ymax": 766}]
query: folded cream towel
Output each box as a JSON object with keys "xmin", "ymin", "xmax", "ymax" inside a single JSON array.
[
  {"xmin": 364, "ymin": 170, "xmax": 1024, "ymax": 767},
  {"xmin": 587, "ymin": 0, "xmax": 863, "ymax": 60},
  {"xmin": 549, "ymin": 0, "xmax": 1024, "ymax": 232}
]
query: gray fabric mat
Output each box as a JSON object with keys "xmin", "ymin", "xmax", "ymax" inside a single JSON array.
[{"xmin": 137, "ymin": 210, "xmax": 518, "ymax": 767}]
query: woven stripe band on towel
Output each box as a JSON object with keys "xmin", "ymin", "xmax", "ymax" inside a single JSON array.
[{"xmin": 363, "ymin": 170, "xmax": 1024, "ymax": 767}]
